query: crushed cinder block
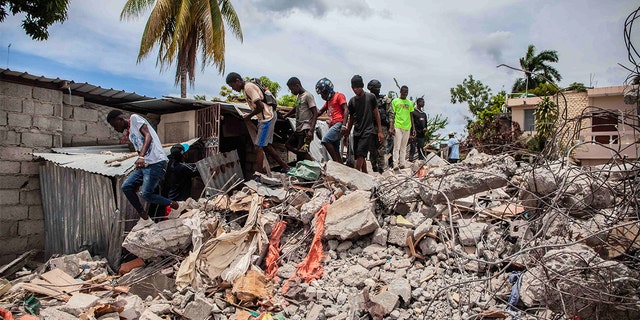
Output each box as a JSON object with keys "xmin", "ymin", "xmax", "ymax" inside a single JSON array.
[
  {"xmin": 122, "ymin": 218, "xmax": 192, "ymax": 260},
  {"xmin": 369, "ymin": 290, "xmax": 399, "ymax": 316},
  {"xmin": 325, "ymin": 161, "xmax": 378, "ymax": 191},
  {"xmin": 324, "ymin": 190, "xmax": 379, "ymax": 240},
  {"xmin": 387, "ymin": 278, "xmax": 411, "ymax": 304},
  {"xmin": 118, "ymin": 294, "xmax": 145, "ymax": 320},
  {"xmin": 457, "ymin": 219, "xmax": 488, "ymax": 246},
  {"xmin": 183, "ymin": 294, "xmax": 214, "ymax": 320},
  {"xmin": 300, "ymin": 188, "xmax": 332, "ymax": 224},
  {"xmin": 61, "ymin": 293, "xmax": 100, "ymax": 316},
  {"xmin": 372, "ymin": 228, "xmax": 388, "ymax": 246},
  {"xmin": 387, "ymin": 226, "xmax": 412, "ymax": 247}
]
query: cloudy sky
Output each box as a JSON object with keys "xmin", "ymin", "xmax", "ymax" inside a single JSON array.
[{"xmin": 0, "ymin": 0, "xmax": 637, "ymax": 135}]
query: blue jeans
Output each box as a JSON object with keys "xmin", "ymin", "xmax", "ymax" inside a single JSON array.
[{"xmin": 121, "ymin": 161, "xmax": 171, "ymax": 214}]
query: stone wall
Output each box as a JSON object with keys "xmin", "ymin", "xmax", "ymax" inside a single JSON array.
[{"xmin": 0, "ymin": 81, "xmax": 63, "ymax": 264}]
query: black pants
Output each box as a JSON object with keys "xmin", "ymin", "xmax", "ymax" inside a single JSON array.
[{"xmin": 409, "ymin": 136, "xmax": 426, "ymax": 161}]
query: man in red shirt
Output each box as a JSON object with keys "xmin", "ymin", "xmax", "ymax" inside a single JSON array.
[{"xmin": 316, "ymin": 78, "xmax": 347, "ymax": 162}]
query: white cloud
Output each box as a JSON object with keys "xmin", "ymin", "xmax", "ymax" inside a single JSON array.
[{"xmin": 0, "ymin": 0, "xmax": 636, "ymax": 136}]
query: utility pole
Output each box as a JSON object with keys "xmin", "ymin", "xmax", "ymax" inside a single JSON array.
[{"xmin": 6, "ymin": 43, "xmax": 11, "ymax": 69}]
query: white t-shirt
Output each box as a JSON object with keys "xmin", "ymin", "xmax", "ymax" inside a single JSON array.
[{"xmin": 128, "ymin": 114, "xmax": 168, "ymax": 164}]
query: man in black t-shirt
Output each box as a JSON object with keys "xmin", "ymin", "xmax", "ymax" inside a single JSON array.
[
  {"xmin": 410, "ymin": 98, "xmax": 428, "ymax": 161},
  {"xmin": 341, "ymin": 75, "xmax": 384, "ymax": 173}
]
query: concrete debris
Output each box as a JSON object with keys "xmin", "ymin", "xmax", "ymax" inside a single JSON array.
[
  {"xmin": 325, "ymin": 160, "xmax": 378, "ymax": 191},
  {"xmin": 5, "ymin": 153, "xmax": 640, "ymax": 320},
  {"xmin": 324, "ymin": 190, "xmax": 379, "ymax": 240},
  {"xmin": 122, "ymin": 218, "xmax": 192, "ymax": 260}
]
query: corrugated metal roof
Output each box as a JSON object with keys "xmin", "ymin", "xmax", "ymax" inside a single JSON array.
[
  {"xmin": 0, "ymin": 68, "xmax": 255, "ymax": 115},
  {"xmin": 34, "ymin": 138, "xmax": 200, "ymax": 177}
]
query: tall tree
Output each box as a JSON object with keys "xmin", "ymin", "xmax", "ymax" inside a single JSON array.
[
  {"xmin": 450, "ymin": 74, "xmax": 492, "ymax": 117},
  {"xmin": 121, "ymin": 0, "xmax": 243, "ymax": 98},
  {"xmin": 512, "ymin": 45, "xmax": 561, "ymax": 93},
  {"xmin": 0, "ymin": 0, "xmax": 69, "ymax": 40}
]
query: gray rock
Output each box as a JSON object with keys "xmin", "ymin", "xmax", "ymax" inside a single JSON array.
[
  {"xmin": 372, "ymin": 228, "xmax": 388, "ymax": 245},
  {"xmin": 388, "ymin": 278, "xmax": 412, "ymax": 303},
  {"xmin": 325, "ymin": 160, "xmax": 378, "ymax": 191},
  {"xmin": 300, "ymin": 188, "xmax": 332, "ymax": 224},
  {"xmin": 305, "ymin": 303, "xmax": 325, "ymax": 320},
  {"xmin": 40, "ymin": 307, "xmax": 77, "ymax": 320},
  {"xmin": 457, "ymin": 219, "xmax": 487, "ymax": 246},
  {"xmin": 324, "ymin": 190, "xmax": 379, "ymax": 240},
  {"xmin": 183, "ymin": 295, "xmax": 214, "ymax": 320},
  {"xmin": 404, "ymin": 211, "xmax": 426, "ymax": 226},
  {"xmin": 418, "ymin": 237, "xmax": 438, "ymax": 256},
  {"xmin": 122, "ymin": 219, "xmax": 192, "ymax": 260},
  {"xmin": 388, "ymin": 226, "xmax": 412, "ymax": 247},
  {"xmin": 413, "ymin": 218, "xmax": 435, "ymax": 239},
  {"xmin": 370, "ymin": 290, "xmax": 400, "ymax": 315}
]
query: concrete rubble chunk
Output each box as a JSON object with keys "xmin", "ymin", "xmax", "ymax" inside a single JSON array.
[
  {"xmin": 305, "ymin": 303, "xmax": 325, "ymax": 320},
  {"xmin": 369, "ymin": 290, "xmax": 400, "ymax": 316},
  {"xmin": 414, "ymin": 218, "xmax": 434, "ymax": 239},
  {"xmin": 324, "ymin": 190, "xmax": 379, "ymax": 240},
  {"xmin": 300, "ymin": 188, "xmax": 332, "ymax": 224},
  {"xmin": 118, "ymin": 295, "xmax": 145, "ymax": 320},
  {"xmin": 140, "ymin": 310, "xmax": 165, "ymax": 320},
  {"xmin": 372, "ymin": 228, "xmax": 388, "ymax": 245},
  {"xmin": 49, "ymin": 250, "xmax": 93, "ymax": 278},
  {"xmin": 61, "ymin": 293, "xmax": 100, "ymax": 316},
  {"xmin": 183, "ymin": 295, "xmax": 214, "ymax": 320},
  {"xmin": 122, "ymin": 218, "xmax": 192, "ymax": 260},
  {"xmin": 418, "ymin": 237, "xmax": 438, "ymax": 256},
  {"xmin": 457, "ymin": 219, "xmax": 487, "ymax": 246},
  {"xmin": 387, "ymin": 226, "xmax": 412, "ymax": 247},
  {"xmin": 387, "ymin": 278, "xmax": 411, "ymax": 304},
  {"xmin": 520, "ymin": 244, "xmax": 639, "ymax": 319},
  {"xmin": 40, "ymin": 307, "xmax": 78, "ymax": 320},
  {"xmin": 325, "ymin": 160, "xmax": 378, "ymax": 191}
]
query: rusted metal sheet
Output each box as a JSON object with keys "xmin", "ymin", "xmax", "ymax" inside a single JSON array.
[{"xmin": 195, "ymin": 150, "xmax": 244, "ymax": 196}]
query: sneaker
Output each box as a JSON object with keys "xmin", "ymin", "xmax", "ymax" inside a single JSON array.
[
  {"xmin": 167, "ymin": 201, "xmax": 187, "ymax": 219},
  {"xmin": 131, "ymin": 218, "xmax": 154, "ymax": 231}
]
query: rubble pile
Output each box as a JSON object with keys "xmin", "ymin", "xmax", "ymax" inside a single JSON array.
[{"xmin": 2, "ymin": 152, "xmax": 640, "ymax": 320}]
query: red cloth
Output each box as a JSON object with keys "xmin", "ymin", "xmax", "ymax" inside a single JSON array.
[
  {"xmin": 282, "ymin": 203, "xmax": 328, "ymax": 294},
  {"xmin": 265, "ymin": 221, "xmax": 287, "ymax": 282}
]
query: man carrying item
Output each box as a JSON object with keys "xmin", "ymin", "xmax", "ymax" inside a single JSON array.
[
  {"xmin": 316, "ymin": 77, "xmax": 347, "ymax": 162},
  {"xmin": 225, "ymin": 72, "xmax": 290, "ymax": 173},
  {"xmin": 448, "ymin": 131, "xmax": 460, "ymax": 163},
  {"xmin": 367, "ymin": 79, "xmax": 393, "ymax": 173},
  {"xmin": 106, "ymin": 110, "xmax": 180, "ymax": 231},
  {"xmin": 410, "ymin": 97, "xmax": 428, "ymax": 161},
  {"xmin": 341, "ymin": 75, "xmax": 384, "ymax": 173},
  {"xmin": 283, "ymin": 77, "xmax": 318, "ymax": 162},
  {"xmin": 390, "ymin": 85, "xmax": 415, "ymax": 169}
]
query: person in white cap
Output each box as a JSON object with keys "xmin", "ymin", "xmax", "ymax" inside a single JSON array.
[{"xmin": 447, "ymin": 131, "xmax": 460, "ymax": 163}]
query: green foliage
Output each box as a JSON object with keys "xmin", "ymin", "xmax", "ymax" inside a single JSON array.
[
  {"xmin": 565, "ymin": 82, "xmax": 587, "ymax": 92},
  {"xmin": 424, "ymin": 114, "xmax": 448, "ymax": 141},
  {"xmin": 528, "ymin": 83, "xmax": 558, "ymax": 96},
  {"xmin": 278, "ymin": 93, "xmax": 297, "ymax": 107},
  {"xmin": 466, "ymin": 90, "xmax": 524, "ymax": 154},
  {"xmin": 512, "ymin": 44, "xmax": 562, "ymax": 93},
  {"xmin": 534, "ymin": 96, "xmax": 558, "ymax": 141},
  {"xmin": 257, "ymin": 76, "xmax": 280, "ymax": 97},
  {"xmin": 219, "ymin": 76, "xmax": 282, "ymax": 104},
  {"xmin": 193, "ymin": 94, "xmax": 206, "ymax": 101},
  {"xmin": 450, "ymin": 75, "xmax": 491, "ymax": 117},
  {"xmin": 0, "ymin": 0, "xmax": 69, "ymax": 40}
]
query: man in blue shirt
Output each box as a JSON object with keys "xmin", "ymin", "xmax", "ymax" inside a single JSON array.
[{"xmin": 447, "ymin": 131, "xmax": 460, "ymax": 163}]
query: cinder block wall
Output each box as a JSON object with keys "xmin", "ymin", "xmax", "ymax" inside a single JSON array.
[
  {"xmin": 62, "ymin": 99, "xmax": 122, "ymax": 147},
  {"xmin": 0, "ymin": 82, "xmax": 62, "ymax": 264}
]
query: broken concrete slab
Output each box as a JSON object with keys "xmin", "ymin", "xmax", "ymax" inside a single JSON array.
[
  {"xmin": 118, "ymin": 295, "xmax": 145, "ymax": 320},
  {"xmin": 49, "ymin": 250, "xmax": 93, "ymax": 278},
  {"xmin": 372, "ymin": 228, "xmax": 388, "ymax": 246},
  {"xmin": 324, "ymin": 190, "xmax": 379, "ymax": 240},
  {"xmin": 457, "ymin": 219, "xmax": 488, "ymax": 246},
  {"xmin": 387, "ymin": 278, "xmax": 411, "ymax": 304},
  {"xmin": 122, "ymin": 218, "xmax": 192, "ymax": 260},
  {"xmin": 325, "ymin": 161, "xmax": 378, "ymax": 191},
  {"xmin": 369, "ymin": 290, "xmax": 400, "ymax": 316},
  {"xmin": 183, "ymin": 295, "xmax": 214, "ymax": 320},
  {"xmin": 300, "ymin": 188, "xmax": 332, "ymax": 224},
  {"xmin": 62, "ymin": 293, "xmax": 100, "ymax": 316},
  {"xmin": 387, "ymin": 226, "xmax": 412, "ymax": 247}
]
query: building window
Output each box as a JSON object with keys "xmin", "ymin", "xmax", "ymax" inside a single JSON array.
[
  {"xmin": 524, "ymin": 109, "xmax": 536, "ymax": 132},
  {"xmin": 591, "ymin": 111, "xmax": 619, "ymax": 144}
]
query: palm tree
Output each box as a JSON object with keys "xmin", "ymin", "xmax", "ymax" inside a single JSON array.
[
  {"xmin": 512, "ymin": 45, "xmax": 561, "ymax": 93},
  {"xmin": 121, "ymin": 0, "xmax": 243, "ymax": 98}
]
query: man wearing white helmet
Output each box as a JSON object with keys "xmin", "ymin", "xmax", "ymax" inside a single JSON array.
[{"xmin": 447, "ymin": 131, "xmax": 460, "ymax": 163}]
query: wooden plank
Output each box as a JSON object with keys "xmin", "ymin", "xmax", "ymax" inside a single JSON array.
[
  {"xmin": 40, "ymin": 268, "xmax": 83, "ymax": 293},
  {"xmin": 23, "ymin": 281, "xmax": 70, "ymax": 301}
]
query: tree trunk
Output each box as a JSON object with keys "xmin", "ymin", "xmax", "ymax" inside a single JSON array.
[{"xmin": 180, "ymin": 67, "xmax": 187, "ymax": 98}]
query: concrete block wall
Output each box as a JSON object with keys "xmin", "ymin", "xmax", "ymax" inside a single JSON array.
[
  {"xmin": 0, "ymin": 82, "xmax": 62, "ymax": 264},
  {"xmin": 62, "ymin": 100, "xmax": 123, "ymax": 146},
  {"xmin": 556, "ymin": 91, "xmax": 588, "ymax": 150}
]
